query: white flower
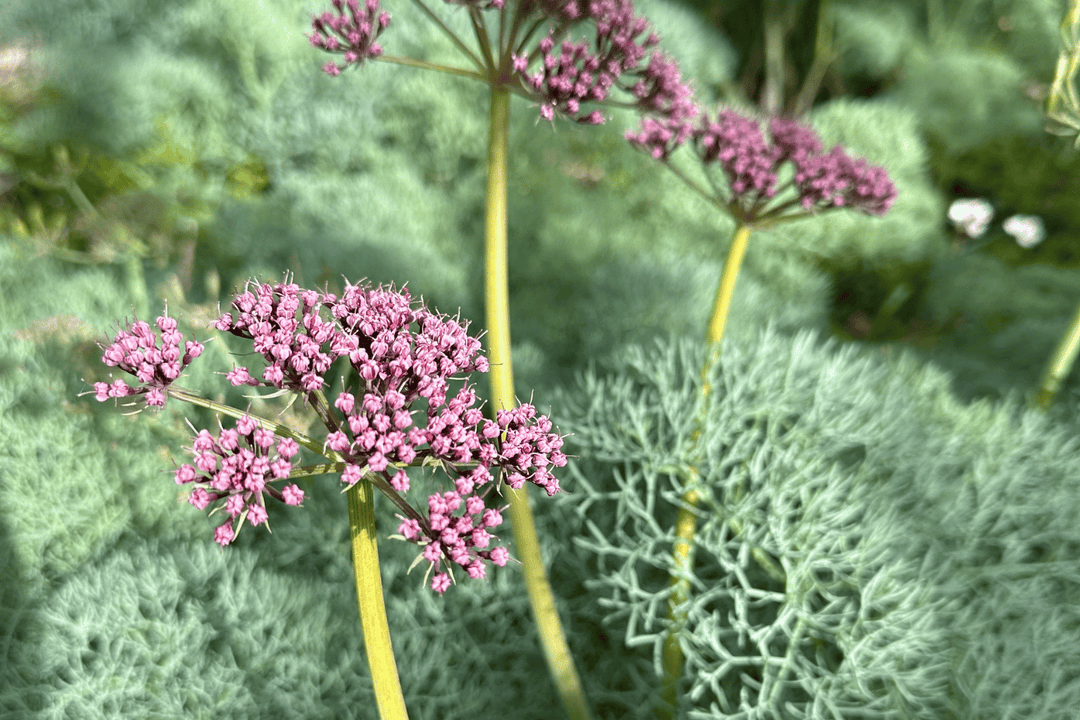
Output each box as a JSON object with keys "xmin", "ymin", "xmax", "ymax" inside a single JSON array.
[
  {"xmin": 947, "ymin": 198, "xmax": 994, "ymax": 238},
  {"xmin": 1003, "ymin": 214, "xmax": 1046, "ymax": 248}
]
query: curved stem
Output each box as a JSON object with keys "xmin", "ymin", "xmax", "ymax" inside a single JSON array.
[
  {"xmin": 484, "ymin": 87, "xmax": 593, "ymax": 720},
  {"xmin": 347, "ymin": 480, "xmax": 409, "ymax": 720}
]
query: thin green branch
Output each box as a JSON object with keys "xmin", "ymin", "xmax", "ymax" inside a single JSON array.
[
  {"xmin": 377, "ymin": 54, "xmax": 485, "ymax": 82},
  {"xmin": 468, "ymin": 6, "xmax": 498, "ymax": 74},
  {"xmin": 165, "ymin": 386, "xmax": 324, "ymax": 455}
]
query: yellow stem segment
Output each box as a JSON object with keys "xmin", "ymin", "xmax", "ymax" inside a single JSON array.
[
  {"xmin": 660, "ymin": 222, "xmax": 753, "ymax": 717},
  {"xmin": 706, "ymin": 223, "xmax": 753, "ymax": 364},
  {"xmin": 1033, "ymin": 293, "xmax": 1080, "ymax": 410},
  {"xmin": 484, "ymin": 86, "xmax": 593, "ymax": 720},
  {"xmin": 347, "ymin": 482, "xmax": 409, "ymax": 720}
]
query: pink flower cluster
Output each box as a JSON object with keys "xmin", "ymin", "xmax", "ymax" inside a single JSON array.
[
  {"xmin": 700, "ymin": 111, "xmax": 897, "ymax": 218},
  {"xmin": 308, "ymin": 0, "xmax": 391, "ymax": 76},
  {"xmin": 93, "ymin": 312, "xmax": 203, "ymax": 408},
  {"xmin": 174, "ymin": 415, "xmax": 305, "ymax": 547},
  {"xmin": 213, "ymin": 279, "xmax": 566, "ymax": 592},
  {"xmin": 630, "ymin": 108, "xmax": 898, "ymax": 220},
  {"xmin": 90, "ymin": 278, "xmax": 568, "ymax": 592},
  {"xmin": 308, "ymin": 0, "xmax": 695, "ymax": 127},
  {"xmin": 696, "ymin": 110, "xmax": 782, "ymax": 201},
  {"xmin": 518, "ymin": 36, "xmax": 612, "ymax": 125},
  {"xmin": 517, "ymin": 0, "xmax": 696, "ymax": 125}
]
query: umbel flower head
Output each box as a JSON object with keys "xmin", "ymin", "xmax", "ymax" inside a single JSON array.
[
  {"xmin": 93, "ymin": 311, "xmax": 203, "ymax": 408},
  {"xmin": 308, "ymin": 0, "xmax": 696, "ymax": 127},
  {"xmin": 309, "ymin": 0, "xmax": 391, "ymax": 76},
  {"xmin": 91, "ymin": 278, "xmax": 567, "ymax": 593},
  {"xmin": 628, "ymin": 108, "xmax": 898, "ymax": 222}
]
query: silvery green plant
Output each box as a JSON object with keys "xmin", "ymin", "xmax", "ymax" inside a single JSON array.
[{"xmin": 553, "ymin": 327, "xmax": 1080, "ymax": 718}]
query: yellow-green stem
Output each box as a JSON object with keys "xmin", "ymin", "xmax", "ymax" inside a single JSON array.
[
  {"xmin": 347, "ymin": 481, "xmax": 409, "ymax": 720},
  {"xmin": 705, "ymin": 224, "xmax": 753, "ymax": 373},
  {"xmin": 484, "ymin": 87, "xmax": 592, "ymax": 720},
  {"xmin": 660, "ymin": 222, "xmax": 753, "ymax": 718},
  {"xmin": 1033, "ymin": 294, "xmax": 1080, "ymax": 410}
]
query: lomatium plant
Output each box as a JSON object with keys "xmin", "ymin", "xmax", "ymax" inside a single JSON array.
[{"xmin": 89, "ymin": 277, "xmax": 566, "ymax": 719}]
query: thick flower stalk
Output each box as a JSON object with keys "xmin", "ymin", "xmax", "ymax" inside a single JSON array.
[{"xmin": 92, "ymin": 278, "xmax": 567, "ymax": 593}]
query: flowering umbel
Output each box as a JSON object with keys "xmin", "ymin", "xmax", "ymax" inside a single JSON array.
[
  {"xmin": 91, "ymin": 278, "xmax": 567, "ymax": 592},
  {"xmin": 628, "ymin": 108, "xmax": 898, "ymax": 222},
  {"xmin": 93, "ymin": 311, "xmax": 203, "ymax": 408},
  {"xmin": 308, "ymin": 0, "xmax": 696, "ymax": 127},
  {"xmin": 309, "ymin": 0, "xmax": 391, "ymax": 76}
]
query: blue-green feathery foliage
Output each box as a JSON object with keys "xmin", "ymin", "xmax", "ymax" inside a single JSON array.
[
  {"xmin": 893, "ymin": 47, "xmax": 1043, "ymax": 153},
  {"xmin": 0, "ymin": 0, "xmax": 490, "ymax": 311},
  {"xmin": 551, "ymin": 328, "xmax": 1080, "ymax": 718},
  {"xmin": 4, "ymin": 511, "xmax": 576, "ymax": 720},
  {"xmin": 578, "ymin": 248, "xmax": 833, "ymax": 375},
  {"xmin": 0, "ymin": 0, "xmax": 306, "ymax": 156},
  {"xmin": 832, "ymin": 2, "xmax": 917, "ymax": 78},
  {"xmin": 0, "ymin": 245, "xmax": 210, "ymax": 584}
]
